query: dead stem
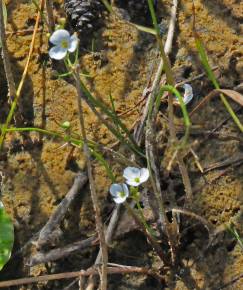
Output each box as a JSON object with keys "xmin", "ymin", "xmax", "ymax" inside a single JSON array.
[
  {"xmin": 134, "ymin": 0, "xmax": 177, "ymax": 145},
  {"xmin": 0, "ymin": 0, "xmax": 16, "ymax": 103},
  {"xmin": 159, "ymin": 0, "xmax": 193, "ymax": 204},
  {"xmin": 29, "ymin": 236, "xmax": 98, "ymax": 266},
  {"xmin": 124, "ymin": 202, "xmax": 166, "ymax": 262},
  {"xmin": 74, "ymin": 65, "xmax": 108, "ymax": 290},
  {"xmin": 0, "ymin": 265, "xmax": 164, "ymax": 288},
  {"xmin": 45, "ymin": 0, "xmax": 55, "ymax": 33},
  {"xmin": 145, "ymin": 117, "xmax": 178, "ymax": 264},
  {"xmin": 36, "ymin": 173, "xmax": 88, "ymax": 247}
]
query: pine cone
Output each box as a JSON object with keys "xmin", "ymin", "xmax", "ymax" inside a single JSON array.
[{"xmin": 64, "ymin": 0, "xmax": 105, "ymax": 35}]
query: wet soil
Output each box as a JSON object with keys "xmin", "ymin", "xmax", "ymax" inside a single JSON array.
[{"xmin": 0, "ymin": 0, "xmax": 242, "ymax": 289}]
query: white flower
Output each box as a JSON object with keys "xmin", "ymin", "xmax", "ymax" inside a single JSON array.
[
  {"xmin": 109, "ymin": 183, "xmax": 129, "ymax": 204},
  {"xmin": 49, "ymin": 29, "xmax": 78, "ymax": 60},
  {"xmin": 182, "ymin": 83, "xmax": 193, "ymax": 105},
  {"xmin": 123, "ymin": 167, "xmax": 149, "ymax": 187},
  {"xmin": 0, "ymin": 201, "xmax": 3, "ymax": 209}
]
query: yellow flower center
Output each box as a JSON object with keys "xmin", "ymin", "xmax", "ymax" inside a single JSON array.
[
  {"xmin": 61, "ymin": 40, "xmax": 68, "ymax": 49},
  {"xmin": 119, "ymin": 191, "xmax": 125, "ymax": 198}
]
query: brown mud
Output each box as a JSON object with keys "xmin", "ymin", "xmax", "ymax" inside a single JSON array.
[{"xmin": 0, "ymin": 0, "xmax": 242, "ymax": 289}]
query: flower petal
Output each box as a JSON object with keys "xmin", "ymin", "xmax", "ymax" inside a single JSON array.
[
  {"xmin": 139, "ymin": 168, "xmax": 149, "ymax": 183},
  {"xmin": 125, "ymin": 180, "xmax": 140, "ymax": 187},
  {"xmin": 109, "ymin": 183, "xmax": 129, "ymax": 204},
  {"xmin": 123, "ymin": 167, "xmax": 140, "ymax": 180},
  {"xmin": 121, "ymin": 183, "xmax": 129, "ymax": 197},
  {"xmin": 109, "ymin": 184, "xmax": 122, "ymax": 197},
  {"xmin": 68, "ymin": 34, "xmax": 78, "ymax": 52},
  {"xmin": 183, "ymin": 83, "xmax": 193, "ymax": 105},
  {"xmin": 49, "ymin": 29, "xmax": 70, "ymax": 45},
  {"xmin": 113, "ymin": 195, "xmax": 127, "ymax": 204},
  {"xmin": 49, "ymin": 46, "xmax": 67, "ymax": 60}
]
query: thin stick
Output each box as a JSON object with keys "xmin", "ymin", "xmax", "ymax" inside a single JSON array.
[
  {"xmin": 36, "ymin": 173, "xmax": 88, "ymax": 247},
  {"xmin": 29, "ymin": 236, "xmax": 98, "ymax": 266},
  {"xmin": 0, "ymin": 266, "xmax": 164, "ymax": 288},
  {"xmin": 125, "ymin": 202, "xmax": 166, "ymax": 262},
  {"xmin": 134, "ymin": 0, "xmax": 177, "ymax": 145},
  {"xmin": 0, "ymin": 0, "xmax": 16, "ymax": 103},
  {"xmin": 45, "ymin": 0, "xmax": 55, "ymax": 33},
  {"xmin": 0, "ymin": 0, "xmax": 45, "ymax": 148},
  {"xmin": 85, "ymin": 205, "xmax": 121, "ymax": 289},
  {"xmin": 150, "ymin": 0, "xmax": 193, "ymax": 204},
  {"xmin": 6, "ymin": 28, "xmax": 42, "ymax": 36},
  {"xmin": 74, "ymin": 65, "xmax": 108, "ymax": 290}
]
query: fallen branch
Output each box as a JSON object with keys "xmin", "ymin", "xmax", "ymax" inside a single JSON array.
[
  {"xmin": 29, "ymin": 236, "xmax": 98, "ymax": 266},
  {"xmin": 36, "ymin": 172, "xmax": 88, "ymax": 247},
  {"xmin": 0, "ymin": 265, "xmax": 164, "ymax": 288}
]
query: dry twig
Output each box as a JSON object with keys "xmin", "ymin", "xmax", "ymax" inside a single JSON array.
[
  {"xmin": 45, "ymin": 0, "xmax": 55, "ymax": 33},
  {"xmin": 74, "ymin": 65, "xmax": 108, "ymax": 290},
  {"xmin": 30, "ymin": 236, "xmax": 98, "ymax": 266},
  {"xmin": 0, "ymin": 265, "xmax": 164, "ymax": 288},
  {"xmin": 36, "ymin": 172, "xmax": 88, "ymax": 247},
  {"xmin": 0, "ymin": 0, "xmax": 16, "ymax": 103}
]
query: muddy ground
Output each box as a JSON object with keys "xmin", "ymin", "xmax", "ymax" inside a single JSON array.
[{"xmin": 0, "ymin": 0, "xmax": 243, "ymax": 289}]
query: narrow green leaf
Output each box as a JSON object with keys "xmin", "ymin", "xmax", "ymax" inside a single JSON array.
[{"xmin": 0, "ymin": 202, "xmax": 14, "ymax": 271}]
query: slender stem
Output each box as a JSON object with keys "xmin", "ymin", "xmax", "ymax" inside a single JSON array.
[
  {"xmin": 0, "ymin": 0, "xmax": 16, "ymax": 104},
  {"xmin": 45, "ymin": 0, "xmax": 55, "ymax": 33},
  {"xmin": 0, "ymin": 0, "xmax": 45, "ymax": 149},
  {"xmin": 73, "ymin": 65, "xmax": 108, "ymax": 290},
  {"xmin": 124, "ymin": 202, "xmax": 166, "ymax": 263},
  {"xmin": 147, "ymin": 0, "xmax": 192, "ymax": 204},
  {"xmin": 135, "ymin": 201, "xmax": 157, "ymax": 238},
  {"xmin": 100, "ymin": 0, "xmax": 113, "ymax": 13}
]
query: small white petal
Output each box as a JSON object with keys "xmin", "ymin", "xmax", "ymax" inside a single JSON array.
[
  {"xmin": 110, "ymin": 184, "xmax": 122, "ymax": 197},
  {"xmin": 68, "ymin": 34, "xmax": 78, "ymax": 52},
  {"xmin": 183, "ymin": 83, "xmax": 193, "ymax": 105},
  {"xmin": 109, "ymin": 183, "xmax": 129, "ymax": 203},
  {"xmin": 139, "ymin": 168, "xmax": 149, "ymax": 183},
  {"xmin": 49, "ymin": 46, "xmax": 67, "ymax": 60},
  {"xmin": 126, "ymin": 180, "xmax": 140, "ymax": 187},
  {"xmin": 123, "ymin": 167, "xmax": 140, "ymax": 180},
  {"xmin": 113, "ymin": 195, "xmax": 127, "ymax": 204},
  {"xmin": 50, "ymin": 29, "xmax": 70, "ymax": 45},
  {"xmin": 0, "ymin": 201, "xmax": 4, "ymax": 209}
]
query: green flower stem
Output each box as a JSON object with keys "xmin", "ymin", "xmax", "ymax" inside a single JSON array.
[
  {"xmin": 135, "ymin": 200, "xmax": 157, "ymax": 239},
  {"xmin": 155, "ymin": 85, "xmax": 191, "ymax": 144},
  {"xmin": 5, "ymin": 126, "xmax": 116, "ymax": 182},
  {"xmin": 100, "ymin": 0, "xmax": 113, "ymax": 13},
  {"xmin": 64, "ymin": 55, "xmax": 144, "ymax": 158},
  {"xmin": 130, "ymin": 186, "xmax": 157, "ymax": 238},
  {"xmin": 5, "ymin": 127, "xmax": 81, "ymax": 146},
  {"xmin": 77, "ymin": 78, "xmax": 144, "ymax": 157},
  {"xmin": 124, "ymin": 201, "xmax": 165, "ymax": 262},
  {"xmin": 194, "ymin": 30, "xmax": 243, "ymax": 132},
  {"xmin": 147, "ymin": 0, "xmax": 175, "ymax": 86}
]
